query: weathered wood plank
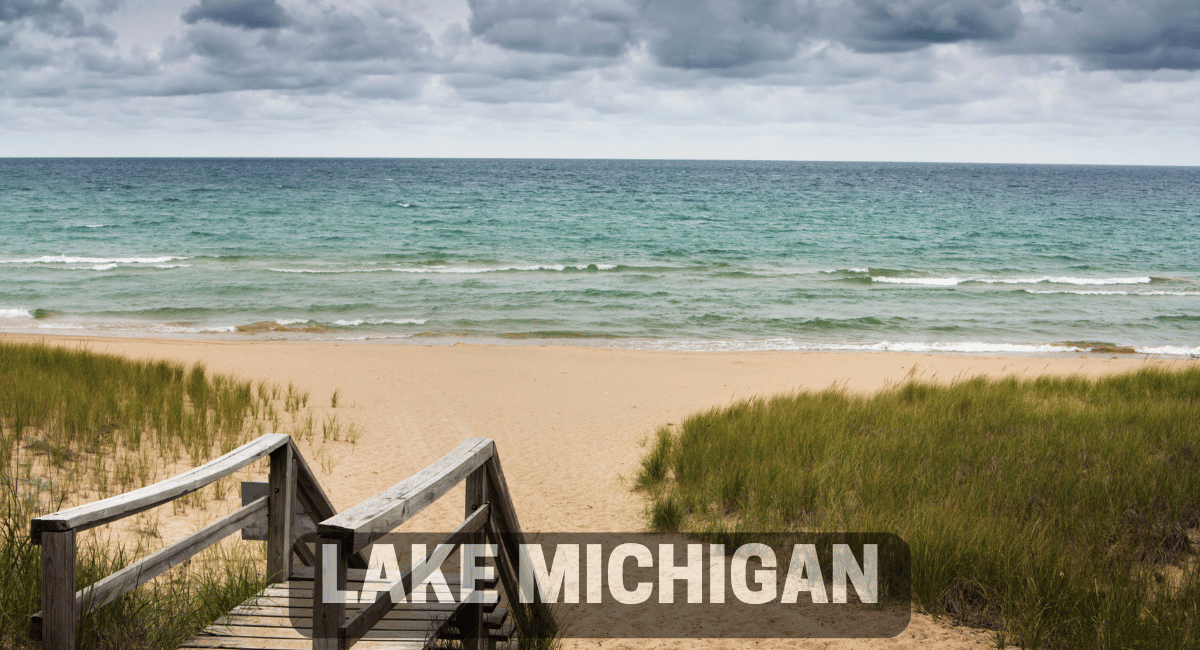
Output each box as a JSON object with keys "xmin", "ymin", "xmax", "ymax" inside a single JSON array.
[
  {"xmin": 485, "ymin": 516, "xmax": 530, "ymax": 637},
  {"xmin": 462, "ymin": 465, "xmax": 488, "ymax": 650},
  {"xmin": 341, "ymin": 504, "xmax": 491, "ymax": 647},
  {"xmin": 38, "ymin": 530, "xmax": 76, "ymax": 650},
  {"xmin": 313, "ymin": 535, "xmax": 348, "ymax": 650},
  {"xmin": 32, "ymin": 434, "xmax": 288, "ymax": 541},
  {"xmin": 76, "ymin": 497, "xmax": 266, "ymax": 618},
  {"xmin": 198, "ymin": 624, "xmax": 445, "ymax": 639},
  {"xmin": 319, "ymin": 438, "xmax": 494, "ymax": 552},
  {"xmin": 483, "ymin": 452, "xmax": 527, "ymax": 551},
  {"xmin": 215, "ymin": 609, "xmax": 463, "ymax": 629},
  {"xmin": 268, "ymin": 443, "xmax": 296, "ymax": 583},
  {"xmin": 485, "ymin": 450, "xmax": 556, "ymax": 641},
  {"xmin": 240, "ymin": 482, "xmax": 270, "ymax": 540},
  {"xmin": 178, "ymin": 636, "xmax": 428, "ymax": 650}
]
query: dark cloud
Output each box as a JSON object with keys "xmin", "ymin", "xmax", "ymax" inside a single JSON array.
[
  {"xmin": 640, "ymin": 0, "xmax": 817, "ymax": 69},
  {"xmin": 467, "ymin": 0, "xmax": 818, "ymax": 69},
  {"xmin": 0, "ymin": 0, "xmax": 113, "ymax": 39},
  {"xmin": 161, "ymin": 4, "xmax": 433, "ymax": 96},
  {"xmin": 462, "ymin": 0, "xmax": 1200, "ymax": 72},
  {"xmin": 468, "ymin": 0, "xmax": 637, "ymax": 57},
  {"xmin": 182, "ymin": 0, "xmax": 291, "ymax": 30},
  {"xmin": 840, "ymin": 0, "xmax": 1023, "ymax": 52},
  {"xmin": 1062, "ymin": 0, "xmax": 1200, "ymax": 70}
]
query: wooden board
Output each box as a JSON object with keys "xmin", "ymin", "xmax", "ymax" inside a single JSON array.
[
  {"xmin": 177, "ymin": 571, "xmax": 505, "ymax": 650},
  {"xmin": 33, "ymin": 434, "xmax": 289, "ymax": 540},
  {"xmin": 318, "ymin": 439, "xmax": 494, "ymax": 553}
]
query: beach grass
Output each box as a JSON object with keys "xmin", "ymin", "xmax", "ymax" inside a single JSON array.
[
  {"xmin": 636, "ymin": 366, "xmax": 1200, "ymax": 649},
  {"xmin": 0, "ymin": 339, "xmax": 340, "ymax": 649}
]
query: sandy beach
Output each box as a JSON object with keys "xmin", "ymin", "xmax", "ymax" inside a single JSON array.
[{"xmin": 8, "ymin": 333, "xmax": 1185, "ymax": 648}]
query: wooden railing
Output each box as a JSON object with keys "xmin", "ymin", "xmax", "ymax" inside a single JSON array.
[
  {"xmin": 28, "ymin": 433, "xmax": 358, "ymax": 650},
  {"xmin": 314, "ymin": 437, "xmax": 555, "ymax": 650}
]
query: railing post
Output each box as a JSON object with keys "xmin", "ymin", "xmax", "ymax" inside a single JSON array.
[
  {"xmin": 463, "ymin": 464, "xmax": 489, "ymax": 650},
  {"xmin": 41, "ymin": 529, "xmax": 77, "ymax": 650},
  {"xmin": 314, "ymin": 535, "xmax": 347, "ymax": 650},
  {"xmin": 268, "ymin": 442, "xmax": 296, "ymax": 583}
]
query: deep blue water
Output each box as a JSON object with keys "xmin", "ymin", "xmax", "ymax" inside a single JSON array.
[{"xmin": 0, "ymin": 158, "xmax": 1197, "ymax": 355}]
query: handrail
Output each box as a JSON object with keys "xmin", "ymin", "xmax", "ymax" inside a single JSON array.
[
  {"xmin": 31, "ymin": 433, "xmax": 329, "ymax": 650},
  {"xmin": 318, "ymin": 437, "xmax": 494, "ymax": 553},
  {"xmin": 30, "ymin": 433, "xmax": 290, "ymax": 542},
  {"xmin": 313, "ymin": 438, "xmax": 555, "ymax": 650},
  {"xmin": 30, "ymin": 432, "xmax": 553, "ymax": 650},
  {"xmin": 29, "ymin": 497, "xmax": 268, "ymax": 639},
  {"xmin": 340, "ymin": 504, "xmax": 491, "ymax": 646}
]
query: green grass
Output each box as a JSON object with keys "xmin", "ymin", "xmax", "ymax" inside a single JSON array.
[
  {"xmin": 636, "ymin": 366, "xmax": 1200, "ymax": 649},
  {"xmin": 0, "ymin": 339, "xmax": 348, "ymax": 649}
]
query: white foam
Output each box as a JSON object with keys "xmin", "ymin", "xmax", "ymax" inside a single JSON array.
[
  {"xmin": 1135, "ymin": 345, "xmax": 1200, "ymax": 356},
  {"xmin": 1025, "ymin": 289, "xmax": 1200, "ymax": 296},
  {"xmin": 27, "ymin": 322, "xmax": 87, "ymax": 330},
  {"xmin": 1024, "ymin": 289, "xmax": 1130, "ymax": 296},
  {"xmin": 641, "ymin": 339, "xmax": 1088, "ymax": 354},
  {"xmin": 274, "ymin": 318, "xmax": 311, "ymax": 326},
  {"xmin": 1, "ymin": 255, "xmax": 186, "ymax": 265},
  {"xmin": 873, "ymin": 275, "xmax": 1155, "ymax": 287},
  {"xmin": 821, "ymin": 268, "xmax": 869, "ymax": 274},
  {"xmin": 268, "ymin": 263, "xmax": 617, "ymax": 275},
  {"xmin": 267, "ymin": 268, "xmax": 370, "ymax": 274},
  {"xmin": 154, "ymin": 264, "xmax": 191, "ymax": 269},
  {"xmin": 0, "ymin": 308, "xmax": 33, "ymax": 319},
  {"xmin": 332, "ymin": 334, "xmax": 415, "ymax": 341},
  {"xmin": 332, "ymin": 318, "xmax": 427, "ymax": 326},
  {"xmin": 980, "ymin": 276, "xmax": 1152, "ymax": 286},
  {"xmin": 872, "ymin": 276, "xmax": 961, "ymax": 286},
  {"xmin": 91, "ymin": 264, "xmax": 118, "ymax": 271}
]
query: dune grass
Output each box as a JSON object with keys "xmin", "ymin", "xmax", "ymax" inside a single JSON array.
[
  {"xmin": 0, "ymin": 339, "xmax": 339, "ymax": 649},
  {"xmin": 636, "ymin": 366, "xmax": 1200, "ymax": 649}
]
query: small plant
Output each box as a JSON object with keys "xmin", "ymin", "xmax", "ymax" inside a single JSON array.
[
  {"xmin": 322, "ymin": 414, "xmax": 341, "ymax": 442},
  {"xmin": 649, "ymin": 494, "xmax": 685, "ymax": 532},
  {"xmin": 345, "ymin": 423, "xmax": 363, "ymax": 445},
  {"xmin": 330, "ymin": 388, "xmax": 340, "ymax": 408},
  {"xmin": 634, "ymin": 426, "xmax": 673, "ymax": 491}
]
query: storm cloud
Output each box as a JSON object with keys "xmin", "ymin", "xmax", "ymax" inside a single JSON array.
[
  {"xmin": 460, "ymin": 0, "xmax": 1200, "ymax": 73},
  {"xmin": 182, "ymin": 0, "xmax": 292, "ymax": 30},
  {"xmin": 1, "ymin": 0, "xmax": 1199, "ymax": 161}
]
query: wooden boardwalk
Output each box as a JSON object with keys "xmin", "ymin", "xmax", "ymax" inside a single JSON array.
[
  {"xmin": 30, "ymin": 435, "xmax": 549, "ymax": 650},
  {"xmin": 179, "ymin": 569, "xmax": 511, "ymax": 650}
]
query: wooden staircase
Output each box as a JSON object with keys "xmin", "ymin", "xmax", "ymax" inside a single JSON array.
[{"xmin": 30, "ymin": 435, "xmax": 553, "ymax": 650}]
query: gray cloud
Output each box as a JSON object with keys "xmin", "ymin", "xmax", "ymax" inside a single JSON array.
[
  {"xmin": 182, "ymin": 0, "xmax": 291, "ymax": 30},
  {"xmin": 1061, "ymin": 0, "xmax": 1200, "ymax": 70},
  {"xmin": 468, "ymin": 0, "xmax": 637, "ymax": 57},
  {"xmin": 640, "ymin": 0, "xmax": 817, "ymax": 69},
  {"xmin": 462, "ymin": 0, "xmax": 1200, "ymax": 71},
  {"xmin": 1, "ymin": 0, "xmax": 1199, "ymax": 141},
  {"xmin": 162, "ymin": 4, "xmax": 434, "ymax": 96},
  {"xmin": 0, "ymin": 0, "xmax": 113, "ymax": 39},
  {"xmin": 838, "ymin": 0, "xmax": 1022, "ymax": 52}
]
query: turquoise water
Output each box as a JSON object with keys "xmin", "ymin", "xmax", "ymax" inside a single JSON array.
[{"xmin": 1, "ymin": 158, "xmax": 1197, "ymax": 355}]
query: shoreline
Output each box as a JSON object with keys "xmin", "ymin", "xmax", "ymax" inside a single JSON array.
[
  {"xmin": 2, "ymin": 325, "xmax": 1195, "ymax": 358},
  {"xmin": 9, "ymin": 332, "xmax": 1187, "ymax": 649}
]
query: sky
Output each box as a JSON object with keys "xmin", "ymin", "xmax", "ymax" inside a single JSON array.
[{"xmin": 1, "ymin": 0, "xmax": 1198, "ymax": 164}]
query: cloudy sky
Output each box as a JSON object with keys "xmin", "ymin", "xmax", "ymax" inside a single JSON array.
[{"xmin": 1, "ymin": 0, "xmax": 1198, "ymax": 163}]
